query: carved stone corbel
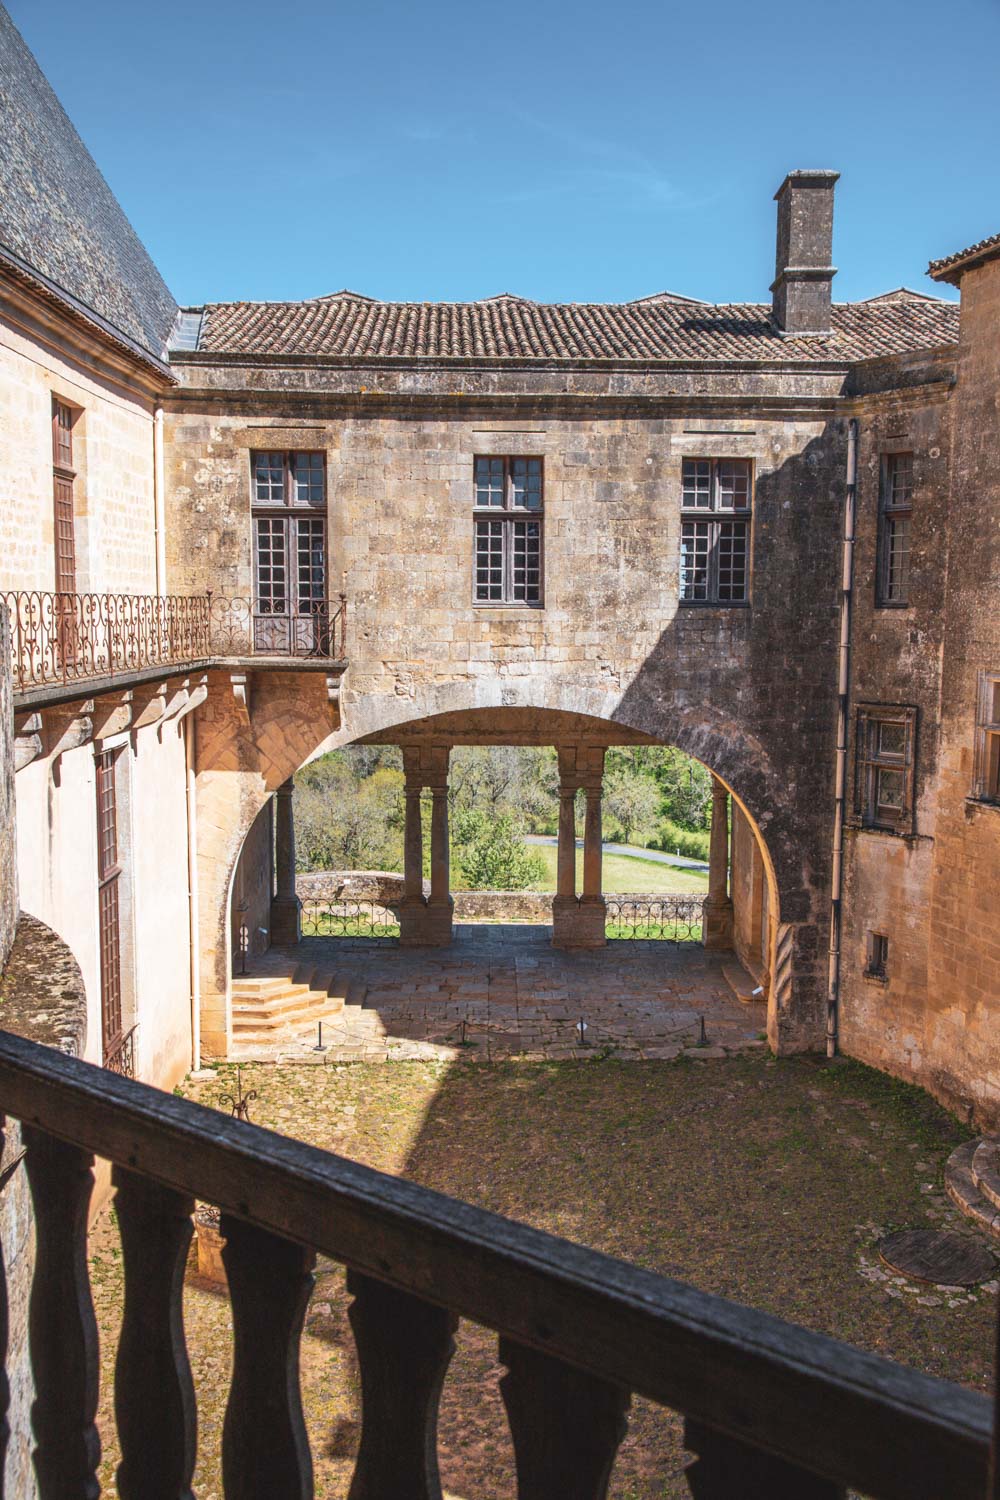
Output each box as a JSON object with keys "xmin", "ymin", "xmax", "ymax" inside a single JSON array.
[
  {"xmin": 44, "ymin": 701, "xmax": 94, "ymax": 781},
  {"xmin": 230, "ymin": 672, "xmax": 251, "ymax": 723},
  {"xmin": 91, "ymin": 691, "xmax": 133, "ymax": 742},
  {"xmin": 131, "ymin": 682, "xmax": 170, "ymax": 731},
  {"xmin": 13, "ymin": 711, "xmax": 43, "ymax": 772}
]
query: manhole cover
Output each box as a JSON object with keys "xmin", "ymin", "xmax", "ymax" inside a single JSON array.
[{"xmin": 878, "ymin": 1228, "xmax": 996, "ymax": 1287}]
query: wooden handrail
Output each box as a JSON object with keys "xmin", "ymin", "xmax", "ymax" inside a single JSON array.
[{"xmin": 0, "ymin": 1025, "xmax": 991, "ymax": 1498}]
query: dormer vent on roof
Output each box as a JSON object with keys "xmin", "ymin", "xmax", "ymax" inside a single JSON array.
[{"xmin": 771, "ymin": 170, "xmax": 839, "ymax": 336}]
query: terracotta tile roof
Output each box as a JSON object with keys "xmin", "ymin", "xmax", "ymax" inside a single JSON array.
[
  {"xmin": 183, "ymin": 290, "xmax": 958, "ymax": 364},
  {"xmin": 929, "ymin": 232, "xmax": 1000, "ymax": 286}
]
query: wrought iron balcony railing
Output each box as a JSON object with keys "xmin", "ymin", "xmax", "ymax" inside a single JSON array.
[
  {"xmin": 3, "ymin": 589, "xmax": 347, "ymax": 695},
  {"xmin": 0, "ymin": 1025, "xmax": 993, "ymax": 1499}
]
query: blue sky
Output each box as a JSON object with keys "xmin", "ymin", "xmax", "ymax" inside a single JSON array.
[{"xmin": 8, "ymin": 0, "xmax": 997, "ymax": 307}]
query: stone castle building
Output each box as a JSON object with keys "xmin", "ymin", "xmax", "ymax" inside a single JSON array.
[{"xmin": 1, "ymin": 4, "xmax": 998, "ymax": 1128}]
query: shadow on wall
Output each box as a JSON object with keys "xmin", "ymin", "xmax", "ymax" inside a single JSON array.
[{"xmin": 612, "ymin": 423, "xmax": 846, "ymax": 1047}]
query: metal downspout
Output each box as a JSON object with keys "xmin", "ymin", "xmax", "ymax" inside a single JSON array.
[
  {"xmin": 153, "ymin": 404, "xmax": 166, "ymax": 594},
  {"xmin": 827, "ymin": 418, "xmax": 858, "ymax": 1057},
  {"xmin": 184, "ymin": 711, "xmax": 201, "ymax": 1070}
]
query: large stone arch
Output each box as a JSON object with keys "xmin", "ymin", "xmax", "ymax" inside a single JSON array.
[{"xmin": 197, "ymin": 668, "xmax": 824, "ymax": 1058}]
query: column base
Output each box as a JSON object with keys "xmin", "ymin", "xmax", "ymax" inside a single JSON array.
[
  {"xmin": 551, "ymin": 894, "xmax": 607, "ymax": 949},
  {"xmin": 702, "ymin": 898, "xmax": 734, "ymax": 950},
  {"xmin": 269, "ymin": 896, "xmax": 301, "ymax": 946},
  {"xmin": 399, "ymin": 896, "xmax": 454, "ymax": 947}
]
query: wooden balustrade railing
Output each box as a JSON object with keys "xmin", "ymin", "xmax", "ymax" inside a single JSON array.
[
  {"xmin": 0, "ymin": 1025, "xmax": 994, "ymax": 1499},
  {"xmin": 4, "ymin": 590, "xmax": 347, "ymax": 694}
]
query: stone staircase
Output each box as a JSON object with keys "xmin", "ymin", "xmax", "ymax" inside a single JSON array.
[
  {"xmin": 231, "ymin": 958, "xmax": 366, "ymax": 1049},
  {"xmin": 945, "ymin": 1137, "xmax": 1000, "ymax": 1240}
]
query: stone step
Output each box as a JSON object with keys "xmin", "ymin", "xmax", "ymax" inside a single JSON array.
[
  {"xmin": 721, "ymin": 961, "xmax": 761, "ymax": 1005},
  {"xmin": 232, "ymin": 999, "xmax": 347, "ymax": 1039},
  {"xmin": 972, "ymin": 1139, "xmax": 1000, "ymax": 1212},
  {"xmin": 232, "ymin": 991, "xmax": 345, "ymax": 1026},
  {"xmin": 945, "ymin": 1139, "xmax": 1000, "ymax": 1239},
  {"xmin": 230, "ymin": 975, "xmax": 300, "ymax": 999}
]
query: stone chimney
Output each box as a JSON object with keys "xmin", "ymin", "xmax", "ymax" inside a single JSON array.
[{"xmin": 771, "ymin": 170, "xmax": 839, "ymax": 335}]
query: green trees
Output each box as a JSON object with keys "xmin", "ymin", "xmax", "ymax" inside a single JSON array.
[
  {"xmin": 450, "ymin": 809, "xmax": 545, "ymax": 891},
  {"xmin": 292, "ymin": 741, "xmax": 713, "ymax": 881}
]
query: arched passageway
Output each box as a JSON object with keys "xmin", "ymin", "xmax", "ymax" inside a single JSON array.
[{"xmin": 222, "ymin": 703, "xmax": 788, "ymax": 1058}]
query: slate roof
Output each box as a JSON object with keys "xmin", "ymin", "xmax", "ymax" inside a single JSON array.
[
  {"xmin": 184, "ymin": 290, "xmax": 959, "ymax": 364},
  {"xmin": 0, "ymin": 6, "xmax": 177, "ymax": 363},
  {"xmin": 929, "ymin": 232, "xmax": 1000, "ymax": 286}
]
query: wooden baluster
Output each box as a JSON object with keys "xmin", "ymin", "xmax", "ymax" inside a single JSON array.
[
  {"xmin": 499, "ymin": 1338, "xmax": 630, "ymax": 1500},
  {"xmin": 0, "ymin": 1115, "xmax": 12, "ymax": 1486},
  {"xmin": 346, "ymin": 1271, "xmax": 457, "ymax": 1500},
  {"xmin": 683, "ymin": 1418, "xmax": 846, "ymax": 1498},
  {"xmin": 21, "ymin": 1124, "xmax": 100, "ymax": 1500},
  {"xmin": 220, "ymin": 1214, "xmax": 315, "ymax": 1500},
  {"xmin": 112, "ymin": 1168, "xmax": 196, "ymax": 1500}
]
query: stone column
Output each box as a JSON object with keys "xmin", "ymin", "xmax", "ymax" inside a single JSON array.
[
  {"xmin": 424, "ymin": 748, "xmax": 454, "ymax": 946},
  {"xmin": 270, "ymin": 778, "xmax": 301, "ymax": 945},
  {"xmin": 552, "ymin": 746, "xmax": 606, "ymax": 949},
  {"xmin": 703, "ymin": 775, "xmax": 734, "ymax": 950},
  {"xmin": 399, "ymin": 746, "xmax": 453, "ymax": 947},
  {"xmin": 399, "ymin": 753, "xmax": 426, "ymax": 946}
]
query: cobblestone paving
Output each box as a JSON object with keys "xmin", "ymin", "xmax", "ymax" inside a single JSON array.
[{"xmin": 237, "ymin": 924, "xmax": 765, "ymax": 1063}]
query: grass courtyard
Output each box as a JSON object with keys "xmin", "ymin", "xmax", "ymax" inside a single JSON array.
[
  {"xmin": 90, "ymin": 1053, "xmax": 995, "ymax": 1498},
  {"xmin": 527, "ymin": 843, "xmax": 709, "ymax": 894}
]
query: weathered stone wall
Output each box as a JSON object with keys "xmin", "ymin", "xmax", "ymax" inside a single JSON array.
[
  {"xmin": 838, "ymin": 282, "xmax": 1000, "ymax": 1125},
  {"xmin": 0, "ymin": 310, "xmax": 159, "ymax": 594},
  {"xmin": 731, "ymin": 801, "xmax": 768, "ymax": 983},
  {"xmin": 924, "ymin": 259, "xmax": 1000, "ymax": 1123},
  {"xmin": 231, "ymin": 798, "xmax": 274, "ymax": 960},
  {"xmin": 0, "ymin": 609, "xmax": 16, "ymax": 967},
  {"xmin": 165, "ymin": 366, "xmax": 857, "ymax": 1052}
]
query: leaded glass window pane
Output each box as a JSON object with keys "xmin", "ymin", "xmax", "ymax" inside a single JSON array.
[
  {"xmin": 475, "ymin": 457, "xmax": 505, "ymax": 508},
  {"xmin": 254, "ymin": 451, "xmax": 285, "ymax": 505},
  {"xmin": 255, "ymin": 516, "xmax": 288, "ymax": 613},
  {"xmin": 512, "ymin": 520, "xmax": 541, "ymax": 602},
  {"xmin": 716, "ymin": 460, "xmax": 751, "ymax": 510},
  {"xmin": 512, "ymin": 457, "xmax": 542, "ymax": 510},
  {"xmin": 296, "ymin": 517, "xmax": 326, "ymax": 607},
  {"xmin": 680, "ymin": 521, "xmax": 710, "ymax": 601},
  {"xmin": 292, "ymin": 452, "xmax": 325, "ymax": 507},
  {"xmin": 475, "ymin": 520, "xmax": 504, "ymax": 600},
  {"xmin": 682, "ymin": 459, "xmax": 712, "ymax": 509},
  {"xmin": 885, "ymin": 515, "xmax": 911, "ymax": 602},
  {"xmin": 717, "ymin": 521, "xmax": 748, "ymax": 601}
]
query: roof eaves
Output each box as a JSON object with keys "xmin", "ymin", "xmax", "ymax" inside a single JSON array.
[
  {"xmin": 0, "ymin": 242, "xmax": 176, "ymax": 383},
  {"xmin": 929, "ymin": 232, "xmax": 1000, "ymax": 286}
]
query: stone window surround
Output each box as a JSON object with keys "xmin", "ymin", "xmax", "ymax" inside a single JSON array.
[
  {"xmin": 876, "ymin": 450, "xmax": 914, "ymax": 610},
  {"xmin": 678, "ymin": 456, "xmax": 753, "ymax": 608},
  {"xmin": 472, "ymin": 454, "xmax": 544, "ymax": 608},
  {"xmin": 852, "ymin": 703, "xmax": 919, "ymax": 835}
]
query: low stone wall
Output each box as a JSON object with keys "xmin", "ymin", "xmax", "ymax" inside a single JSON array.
[
  {"xmin": 297, "ymin": 869, "xmax": 409, "ymax": 905},
  {"xmin": 296, "ymin": 872, "xmax": 705, "ymax": 927},
  {"xmin": 0, "ymin": 912, "xmax": 89, "ymax": 1500}
]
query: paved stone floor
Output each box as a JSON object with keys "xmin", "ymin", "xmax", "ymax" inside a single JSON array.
[{"xmin": 239, "ymin": 924, "xmax": 766, "ymax": 1063}]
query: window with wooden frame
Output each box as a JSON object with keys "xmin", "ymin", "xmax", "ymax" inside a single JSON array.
[
  {"xmin": 473, "ymin": 456, "xmax": 543, "ymax": 605},
  {"xmin": 876, "ymin": 452, "xmax": 913, "ymax": 607},
  {"xmin": 679, "ymin": 458, "xmax": 752, "ymax": 605},
  {"xmin": 973, "ymin": 672, "xmax": 1000, "ymax": 804},
  {"xmin": 864, "ymin": 932, "xmax": 889, "ymax": 981},
  {"xmin": 854, "ymin": 705, "xmax": 918, "ymax": 832},
  {"xmin": 52, "ymin": 398, "xmax": 77, "ymax": 594},
  {"xmin": 96, "ymin": 748, "xmax": 124, "ymax": 1068},
  {"xmin": 250, "ymin": 451, "xmax": 327, "ymax": 651}
]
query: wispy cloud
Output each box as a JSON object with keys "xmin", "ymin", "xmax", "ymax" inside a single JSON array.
[{"xmin": 486, "ymin": 108, "xmax": 714, "ymax": 213}]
